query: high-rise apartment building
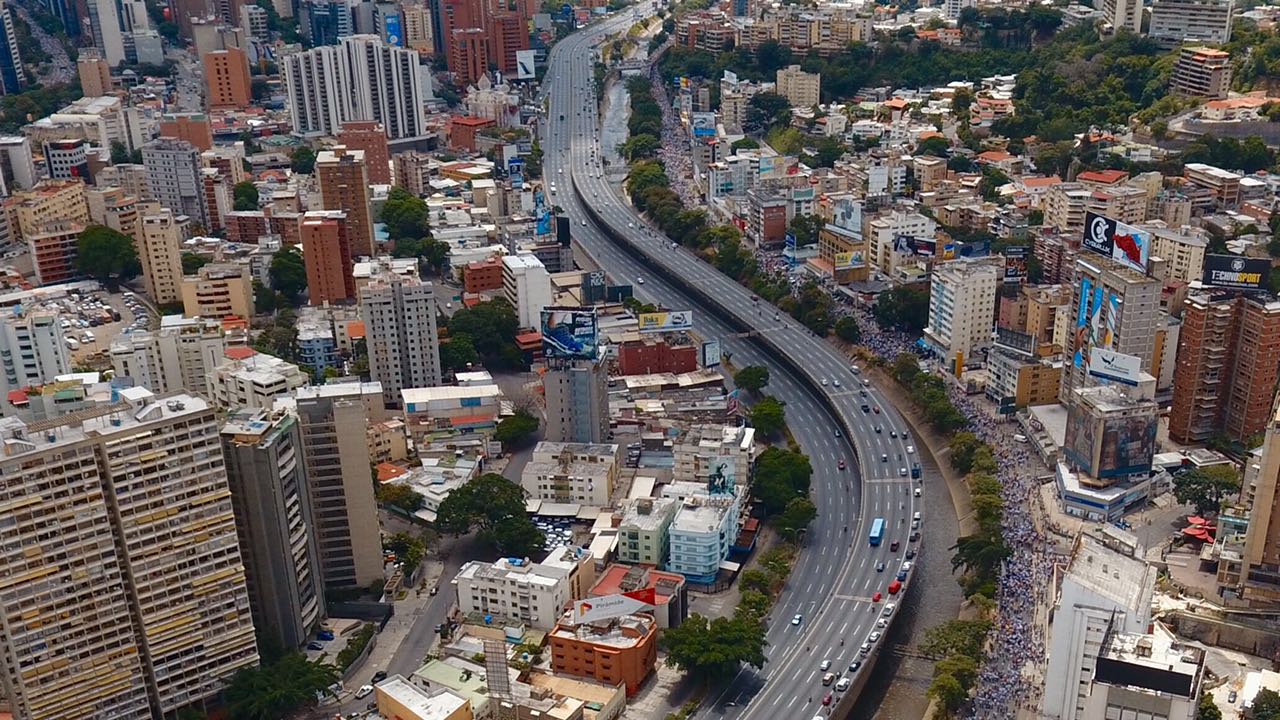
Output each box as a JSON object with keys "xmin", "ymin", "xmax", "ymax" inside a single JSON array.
[
  {"xmin": 1060, "ymin": 255, "xmax": 1162, "ymax": 402},
  {"xmin": 239, "ymin": 2, "xmax": 268, "ymax": 39},
  {"xmin": 160, "ymin": 112, "xmax": 215, "ymax": 151},
  {"xmin": 924, "ymin": 256, "xmax": 1001, "ymax": 368},
  {"xmin": 0, "ymin": 307, "xmax": 69, "ymax": 395},
  {"xmin": 109, "ymin": 314, "xmax": 227, "ymax": 394},
  {"xmin": 143, "ymin": 137, "xmax": 209, "ymax": 229},
  {"xmin": 1170, "ymin": 290, "xmax": 1280, "ymax": 444},
  {"xmin": 294, "ymin": 382, "xmax": 387, "ymax": 588},
  {"xmin": 338, "ymin": 120, "xmax": 392, "ymax": 184},
  {"xmin": 0, "ymin": 8, "xmax": 26, "ymax": 95},
  {"xmin": 502, "ymin": 254, "xmax": 553, "ymax": 330},
  {"xmin": 137, "ymin": 208, "xmax": 188, "ymax": 305},
  {"xmin": 316, "ymin": 146, "xmax": 376, "ymax": 257},
  {"xmin": 0, "ymin": 391, "xmax": 259, "ymax": 720},
  {"xmin": 1150, "ymin": 0, "xmax": 1234, "ymax": 45},
  {"xmin": 1238, "ymin": 398, "xmax": 1280, "ymax": 606},
  {"xmin": 1172, "ymin": 46, "xmax": 1233, "ymax": 99},
  {"xmin": 775, "ymin": 64, "xmax": 820, "ymax": 108},
  {"xmin": 545, "ymin": 357, "xmax": 609, "ymax": 444},
  {"xmin": 359, "ymin": 260, "xmax": 442, "ymax": 404},
  {"xmin": 301, "ymin": 210, "xmax": 356, "ymax": 304},
  {"xmin": 7, "ymin": 178, "xmax": 89, "ymax": 241},
  {"xmin": 221, "ymin": 407, "xmax": 326, "ymax": 649},
  {"xmin": 283, "ymin": 34, "xmax": 433, "ymax": 140},
  {"xmin": 1101, "ymin": 0, "xmax": 1141, "ymax": 32},
  {"xmin": 77, "ymin": 48, "xmax": 112, "ymax": 96},
  {"xmin": 204, "ymin": 47, "xmax": 253, "ymax": 108},
  {"xmin": 42, "ymin": 138, "xmax": 90, "ymax": 181},
  {"xmin": 27, "ymin": 222, "xmax": 84, "ymax": 285},
  {"xmin": 301, "ymin": 0, "xmax": 354, "ymax": 45}
]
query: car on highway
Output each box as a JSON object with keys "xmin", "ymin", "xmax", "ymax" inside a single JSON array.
[
  {"xmin": 851, "ymin": 365, "xmax": 860, "ymax": 374},
  {"xmin": 820, "ymin": 377, "xmax": 827, "ymax": 386},
  {"xmin": 907, "ymin": 445, "xmax": 916, "ymax": 454},
  {"xmin": 902, "ymin": 561, "xmax": 913, "ymax": 572},
  {"xmin": 880, "ymin": 453, "xmax": 888, "ymax": 462},
  {"xmin": 876, "ymin": 618, "xmax": 888, "ymax": 628},
  {"xmin": 871, "ymin": 591, "xmax": 882, "ymax": 602},
  {"xmin": 888, "ymin": 580, "xmax": 902, "ymax": 595},
  {"xmin": 861, "ymin": 404, "xmax": 870, "ymax": 412},
  {"xmin": 834, "ymin": 428, "xmax": 841, "ymax": 437},
  {"xmin": 637, "ymin": 277, "xmax": 645, "ymax": 284},
  {"xmin": 869, "ymin": 631, "xmax": 882, "ymax": 643},
  {"xmin": 819, "ymin": 659, "xmax": 831, "ymax": 671},
  {"xmin": 836, "ymin": 678, "xmax": 851, "ymax": 691},
  {"xmin": 915, "ymin": 487, "xmax": 922, "ymax": 497},
  {"xmin": 822, "ymin": 693, "xmax": 833, "ymax": 706},
  {"xmin": 889, "ymin": 430, "xmax": 897, "ymax": 438},
  {"xmin": 838, "ymin": 459, "xmax": 846, "ymax": 470},
  {"xmin": 848, "ymin": 660, "xmax": 861, "ymax": 673},
  {"xmin": 899, "ymin": 467, "xmax": 907, "ymax": 477},
  {"xmin": 791, "ymin": 613, "xmax": 803, "ymax": 626},
  {"xmin": 875, "ymin": 560, "xmax": 885, "ymax": 572},
  {"xmin": 873, "ymin": 406, "xmax": 881, "ymax": 414},
  {"xmin": 906, "ymin": 548, "xmax": 917, "ymax": 560},
  {"xmin": 874, "ymin": 425, "xmax": 881, "ymax": 433},
  {"xmin": 883, "ymin": 603, "xmax": 896, "ymax": 616},
  {"xmin": 822, "ymin": 672, "xmax": 835, "ymax": 686},
  {"xmin": 889, "ymin": 540, "xmax": 900, "ymax": 551},
  {"xmin": 896, "ymin": 569, "xmax": 908, "ymax": 581}
]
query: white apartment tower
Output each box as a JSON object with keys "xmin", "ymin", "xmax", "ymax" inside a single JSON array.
[
  {"xmin": 1101, "ymin": 0, "xmax": 1142, "ymax": 32},
  {"xmin": 109, "ymin": 315, "xmax": 227, "ymax": 395},
  {"xmin": 359, "ymin": 262, "xmax": 442, "ymax": 406},
  {"xmin": 283, "ymin": 34, "xmax": 433, "ymax": 140},
  {"xmin": 0, "ymin": 307, "xmax": 70, "ymax": 396},
  {"xmin": 501, "ymin": 254, "xmax": 554, "ymax": 330},
  {"xmin": 0, "ymin": 391, "xmax": 258, "ymax": 720},
  {"xmin": 1150, "ymin": 0, "xmax": 1234, "ymax": 45},
  {"xmin": 137, "ymin": 207, "xmax": 187, "ymax": 305},
  {"xmin": 924, "ymin": 256, "xmax": 1001, "ymax": 366}
]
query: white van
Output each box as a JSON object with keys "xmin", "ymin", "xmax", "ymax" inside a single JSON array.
[{"xmin": 1013, "ymin": 434, "xmax": 1029, "ymax": 443}]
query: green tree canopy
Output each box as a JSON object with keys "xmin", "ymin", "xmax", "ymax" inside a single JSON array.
[
  {"xmin": 774, "ymin": 496, "xmax": 817, "ymax": 539},
  {"xmin": 787, "ymin": 214, "xmax": 824, "ymax": 247},
  {"xmin": 1197, "ymin": 694, "xmax": 1222, "ymax": 720},
  {"xmin": 733, "ymin": 365, "xmax": 770, "ymax": 394},
  {"xmin": 182, "ymin": 252, "xmax": 209, "ymax": 275},
  {"xmin": 752, "ymin": 446, "xmax": 813, "ymax": 516},
  {"xmin": 1254, "ymin": 689, "xmax": 1280, "ymax": 720},
  {"xmin": 376, "ymin": 484, "xmax": 425, "ymax": 514},
  {"xmin": 233, "ymin": 181, "xmax": 259, "ymax": 211},
  {"xmin": 76, "ymin": 225, "xmax": 140, "ymax": 287},
  {"xmin": 381, "ymin": 187, "xmax": 432, "ymax": 241},
  {"xmin": 749, "ymin": 395, "xmax": 786, "ymax": 437},
  {"xmin": 494, "ymin": 409, "xmax": 540, "ymax": 448},
  {"xmin": 446, "ymin": 299, "xmax": 524, "ymax": 369},
  {"xmin": 834, "ymin": 316, "xmax": 861, "ymax": 344},
  {"xmin": 268, "ymin": 245, "xmax": 308, "ymax": 305},
  {"xmin": 875, "ymin": 286, "xmax": 931, "ymax": 332},
  {"xmin": 224, "ymin": 653, "xmax": 340, "ymax": 720},
  {"xmin": 659, "ymin": 613, "xmax": 768, "ymax": 682},
  {"xmin": 434, "ymin": 473, "xmax": 545, "ymax": 556},
  {"xmin": 1173, "ymin": 465, "xmax": 1241, "ymax": 516},
  {"xmin": 290, "ymin": 146, "xmax": 316, "ymax": 174},
  {"xmin": 439, "ymin": 333, "xmax": 479, "ymax": 374},
  {"xmin": 745, "ymin": 92, "xmax": 792, "ymax": 135}
]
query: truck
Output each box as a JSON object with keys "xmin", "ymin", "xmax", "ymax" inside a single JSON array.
[{"xmin": 869, "ymin": 517, "xmax": 885, "ymax": 546}]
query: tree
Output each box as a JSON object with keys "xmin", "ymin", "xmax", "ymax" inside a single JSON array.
[
  {"xmin": 110, "ymin": 140, "xmax": 132, "ymax": 165},
  {"xmin": 434, "ymin": 473, "xmax": 545, "ymax": 556},
  {"xmin": 753, "ymin": 446, "xmax": 813, "ymax": 516},
  {"xmin": 745, "ymin": 93, "xmax": 791, "ymax": 135},
  {"xmin": 290, "ymin": 146, "xmax": 316, "ymax": 174},
  {"xmin": 927, "ymin": 673, "xmax": 968, "ymax": 714},
  {"xmin": 268, "ymin": 245, "xmax": 308, "ymax": 305},
  {"xmin": 253, "ymin": 279, "xmax": 280, "ymax": 314},
  {"xmin": 749, "ymin": 396, "xmax": 786, "ymax": 437},
  {"xmin": 224, "ymin": 653, "xmax": 340, "ymax": 720},
  {"xmin": 439, "ymin": 333, "xmax": 479, "ymax": 374},
  {"xmin": 774, "ymin": 496, "xmax": 817, "ymax": 538},
  {"xmin": 1254, "ymin": 689, "xmax": 1280, "ymax": 720},
  {"xmin": 948, "ymin": 432, "xmax": 985, "ymax": 474},
  {"xmin": 660, "ymin": 613, "xmax": 767, "ymax": 682},
  {"xmin": 1173, "ymin": 465, "xmax": 1241, "ymax": 516},
  {"xmin": 233, "ymin": 181, "xmax": 259, "ymax": 211},
  {"xmin": 920, "ymin": 619, "xmax": 991, "ymax": 660},
  {"xmin": 917, "ymin": 135, "xmax": 950, "ymax": 157},
  {"xmin": 376, "ymin": 484, "xmax": 425, "ymax": 513},
  {"xmin": 733, "ymin": 365, "xmax": 770, "ymax": 394},
  {"xmin": 619, "ymin": 133, "xmax": 660, "ymax": 160},
  {"xmin": 834, "ymin": 316, "xmax": 861, "ymax": 344},
  {"xmin": 76, "ymin": 225, "xmax": 141, "ymax": 287},
  {"xmin": 874, "ymin": 286, "xmax": 931, "ymax": 332},
  {"xmin": 737, "ymin": 589, "xmax": 771, "ymax": 620},
  {"xmin": 494, "ymin": 409, "xmax": 540, "ymax": 448},
  {"xmin": 182, "ymin": 252, "xmax": 208, "ymax": 275},
  {"xmin": 385, "ymin": 531, "xmax": 427, "ymax": 570},
  {"xmin": 730, "ymin": 137, "xmax": 760, "ymax": 153},
  {"xmin": 787, "ymin": 214, "xmax": 824, "ymax": 247},
  {"xmin": 447, "ymin": 300, "xmax": 524, "ymax": 369},
  {"xmin": 381, "ymin": 187, "xmax": 431, "ymax": 241},
  {"xmin": 1197, "ymin": 695, "xmax": 1223, "ymax": 720}
]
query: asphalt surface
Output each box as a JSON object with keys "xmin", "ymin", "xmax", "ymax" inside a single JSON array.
[{"xmin": 541, "ymin": 11, "xmax": 924, "ymax": 719}]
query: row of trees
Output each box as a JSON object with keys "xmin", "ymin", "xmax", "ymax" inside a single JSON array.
[
  {"xmin": 619, "ymin": 76, "xmax": 662, "ymax": 161},
  {"xmin": 920, "ymin": 617, "xmax": 994, "ymax": 715},
  {"xmin": 889, "ymin": 353, "xmax": 968, "ymax": 434}
]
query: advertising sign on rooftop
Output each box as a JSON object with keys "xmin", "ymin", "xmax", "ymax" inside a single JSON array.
[
  {"xmin": 541, "ymin": 308, "xmax": 598, "ymax": 359},
  {"xmin": 1083, "ymin": 212, "xmax": 1151, "ymax": 275}
]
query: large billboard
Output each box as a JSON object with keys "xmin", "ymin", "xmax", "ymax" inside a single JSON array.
[
  {"xmin": 690, "ymin": 112, "xmax": 716, "ymax": 137},
  {"xmin": 834, "ymin": 250, "xmax": 865, "ymax": 269},
  {"xmin": 831, "ymin": 197, "xmax": 862, "ymax": 234},
  {"xmin": 1072, "ymin": 277, "xmax": 1121, "ymax": 372},
  {"xmin": 572, "ymin": 589, "xmax": 656, "ymax": 625},
  {"xmin": 1003, "ymin": 246, "xmax": 1029, "ymax": 284},
  {"xmin": 516, "ymin": 49, "xmax": 537, "ymax": 80},
  {"xmin": 1083, "ymin": 212, "xmax": 1151, "ymax": 275},
  {"xmin": 1062, "ymin": 404, "xmax": 1096, "ymax": 475},
  {"xmin": 702, "ymin": 339, "xmax": 721, "ymax": 367},
  {"xmin": 893, "ymin": 235, "xmax": 938, "ymax": 257},
  {"xmin": 541, "ymin": 309, "xmax": 598, "ymax": 359},
  {"xmin": 1202, "ymin": 254, "xmax": 1270, "ymax": 290},
  {"xmin": 1098, "ymin": 415, "xmax": 1157, "ymax": 478},
  {"xmin": 383, "ymin": 13, "xmax": 402, "ymax": 45},
  {"xmin": 637, "ymin": 311, "xmax": 694, "ymax": 333},
  {"xmin": 1089, "ymin": 348, "xmax": 1141, "ymax": 386}
]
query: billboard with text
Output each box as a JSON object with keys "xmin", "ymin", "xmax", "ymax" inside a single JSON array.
[
  {"xmin": 1098, "ymin": 415, "xmax": 1157, "ymax": 478},
  {"xmin": 1003, "ymin": 246, "xmax": 1029, "ymax": 284},
  {"xmin": 1083, "ymin": 212, "xmax": 1151, "ymax": 275},
  {"xmin": 691, "ymin": 112, "xmax": 716, "ymax": 137},
  {"xmin": 1201, "ymin": 254, "xmax": 1270, "ymax": 291},
  {"xmin": 1088, "ymin": 348, "xmax": 1141, "ymax": 386},
  {"xmin": 702, "ymin": 339, "xmax": 721, "ymax": 367},
  {"xmin": 637, "ymin": 311, "xmax": 694, "ymax": 333},
  {"xmin": 541, "ymin": 309, "xmax": 598, "ymax": 359}
]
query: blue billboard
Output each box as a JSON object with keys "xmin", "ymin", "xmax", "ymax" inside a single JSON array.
[
  {"xmin": 542, "ymin": 309, "xmax": 598, "ymax": 359},
  {"xmin": 384, "ymin": 13, "xmax": 402, "ymax": 46}
]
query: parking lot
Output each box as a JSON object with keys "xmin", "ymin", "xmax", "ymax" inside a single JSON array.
[
  {"xmin": 534, "ymin": 516, "xmax": 581, "ymax": 548},
  {"xmin": 59, "ymin": 289, "xmax": 151, "ymax": 363}
]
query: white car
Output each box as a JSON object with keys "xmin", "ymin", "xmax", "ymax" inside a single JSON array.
[
  {"xmin": 833, "ymin": 379, "xmax": 841, "ymax": 388},
  {"xmin": 791, "ymin": 613, "xmax": 802, "ymax": 626},
  {"xmin": 882, "ymin": 603, "xmax": 896, "ymax": 617},
  {"xmin": 819, "ymin": 659, "xmax": 831, "ymax": 671},
  {"xmin": 637, "ymin": 277, "xmax": 645, "ymax": 284},
  {"xmin": 868, "ymin": 631, "xmax": 881, "ymax": 643},
  {"xmin": 820, "ymin": 378, "xmax": 828, "ymax": 386},
  {"xmin": 354, "ymin": 685, "xmax": 374, "ymax": 699}
]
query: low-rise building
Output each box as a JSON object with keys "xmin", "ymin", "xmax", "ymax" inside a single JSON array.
[
  {"xmin": 401, "ymin": 384, "xmax": 503, "ymax": 446},
  {"xmin": 181, "ymin": 262, "xmax": 254, "ymax": 319},
  {"xmin": 453, "ymin": 549, "xmax": 588, "ymax": 630},
  {"xmin": 662, "ymin": 485, "xmax": 741, "ymax": 584},
  {"xmin": 549, "ymin": 613, "xmax": 657, "ymax": 696},
  {"xmin": 110, "ymin": 315, "xmax": 227, "ymax": 395},
  {"xmin": 208, "ymin": 350, "xmax": 310, "ymax": 409},
  {"xmin": 522, "ymin": 442, "xmax": 622, "ymax": 507},
  {"xmin": 615, "ymin": 497, "xmax": 680, "ymax": 568},
  {"xmin": 590, "ymin": 563, "xmax": 689, "ymax": 629}
]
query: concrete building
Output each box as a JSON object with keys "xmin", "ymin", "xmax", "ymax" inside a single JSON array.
[
  {"xmin": 143, "ymin": 137, "xmax": 209, "ymax": 229},
  {"xmin": 317, "ymin": 146, "xmax": 376, "ymax": 257},
  {"xmin": 589, "ymin": 563, "xmax": 689, "ymax": 630},
  {"xmin": 664, "ymin": 490, "xmax": 741, "ymax": 584},
  {"xmin": 1183, "ymin": 162, "xmax": 1242, "ymax": 206},
  {"xmin": 1150, "ymin": 0, "xmax": 1234, "ymax": 45},
  {"xmin": 26, "ymin": 222, "xmax": 83, "ymax": 286},
  {"xmin": 220, "ymin": 407, "xmax": 325, "ymax": 650},
  {"xmin": 867, "ymin": 209, "xmax": 936, "ymax": 272},
  {"xmin": 522, "ymin": 441, "xmax": 622, "ymax": 507},
  {"xmin": 544, "ymin": 357, "xmax": 609, "ymax": 444},
  {"xmin": 1171, "ymin": 290, "xmax": 1280, "ymax": 444},
  {"xmin": 673, "ymin": 424, "xmax": 755, "ymax": 488},
  {"xmin": 76, "ymin": 50, "xmax": 112, "ymax": 97},
  {"xmin": 1101, "ymin": 0, "xmax": 1142, "ymax": 31},
  {"xmin": 137, "ymin": 208, "xmax": 187, "ymax": 306},
  {"xmin": 374, "ymin": 677, "xmax": 473, "ymax": 720},
  {"xmin": 301, "ymin": 210, "xmax": 356, "ymax": 304},
  {"xmin": 1060, "ymin": 255, "xmax": 1162, "ymax": 402},
  {"xmin": 209, "ymin": 350, "xmax": 310, "ymax": 409},
  {"xmin": 1058, "ymin": 385, "xmax": 1161, "ymax": 520},
  {"xmin": 0, "ymin": 392, "xmax": 259, "ymax": 720},
  {"xmin": 400, "ymin": 383, "xmax": 502, "ymax": 445},
  {"xmin": 7, "ymin": 178, "xmax": 88, "ymax": 242},
  {"xmin": 1079, "ymin": 627, "xmax": 1203, "ymax": 720},
  {"xmin": 294, "ymin": 382, "xmax": 386, "ymax": 588},
  {"xmin": 359, "ymin": 259, "xmax": 443, "ymax": 405},
  {"xmin": 453, "ymin": 553, "xmax": 580, "ymax": 630},
  {"xmin": 42, "ymin": 138, "xmax": 89, "ymax": 181},
  {"xmin": 924, "ymin": 256, "xmax": 1001, "ymax": 367},
  {"xmin": 1172, "ymin": 46, "xmax": 1232, "ymax": 99},
  {"xmin": 1043, "ymin": 534, "xmax": 1157, "ymax": 720},
  {"xmin": 775, "ymin": 64, "xmax": 820, "ymax": 108},
  {"xmin": 181, "ymin": 262, "xmax": 255, "ymax": 319},
  {"xmin": 204, "ymin": 47, "xmax": 252, "ymax": 109},
  {"xmin": 0, "ymin": 135, "xmax": 36, "ymax": 193},
  {"xmin": 616, "ymin": 497, "xmax": 680, "ymax": 567},
  {"xmin": 549, "ymin": 614, "xmax": 657, "ymax": 696},
  {"xmin": 87, "ymin": 185, "xmax": 141, "ymax": 237},
  {"xmin": 502, "ymin": 254, "xmax": 554, "ymax": 330},
  {"xmin": 283, "ymin": 34, "xmax": 433, "ymax": 140},
  {"xmin": 1146, "ymin": 224, "xmax": 1208, "ymax": 284},
  {"xmin": 240, "ymin": 3, "xmax": 268, "ymax": 39},
  {"xmin": 338, "ymin": 120, "xmax": 392, "ymax": 185},
  {"xmin": 1045, "ymin": 183, "xmax": 1095, "ymax": 234},
  {"xmin": 0, "ymin": 307, "xmax": 69, "ymax": 395},
  {"xmin": 109, "ymin": 314, "xmax": 226, "ymax": 394}
]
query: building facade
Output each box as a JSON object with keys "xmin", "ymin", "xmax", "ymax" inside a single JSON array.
[{"xmin": 359, "ymin": 262, "xmax": 443, "ymax": 405}]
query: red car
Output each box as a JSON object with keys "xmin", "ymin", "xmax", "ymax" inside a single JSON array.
[
  {"xmin": 872, "ymin": 406, "xmax": 881, "ymax": 414},
  {"xmin": 887, "ymin": 580, "xmax": 902, "ymax": 595},
  {"xmin": 838, "ymin": 459, "xmax": 846, "ymax": 470},
  {"xmin": 823, "ymin": 693, "xmax": 833, "ymax": 706},
  {"xmin": 871, "ymin": 591, "xmax": 882, "ymax": 602}
]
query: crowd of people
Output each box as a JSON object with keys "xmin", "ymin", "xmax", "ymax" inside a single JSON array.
[{"xmin": 647, "ymin": 65, "xmax": 699, "ymax": 207}]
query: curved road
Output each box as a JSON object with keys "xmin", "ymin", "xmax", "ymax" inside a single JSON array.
[{"xmin": 541, "ymin": 11, "xmax": 926, "ymax": 719}]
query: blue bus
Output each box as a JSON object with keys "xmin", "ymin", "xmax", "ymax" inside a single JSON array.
[{"xmin": 869, "ymin": 518, "xmax": 885, "ymax": 546}]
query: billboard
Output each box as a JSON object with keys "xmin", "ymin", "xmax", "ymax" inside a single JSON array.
[
  {"xmin": 1072, "ymin": 277, "xmax": 1121, "ymax": 372},
  {"xmin": 583, "ymin": 270, "xmax": 606, "ymax": 304},
  {"xmin": 831, "ymin": 197, "xmax": 862, "ymax": 234},
  {"xmin": 691, "ymin": 112, "xmax": 716, "ymax": 137},
  {"xmin": 1003, "ymin": 246, "xmax": 1029, "ymax": 284},
  {"xmin": 702, "ymin": 339, "xmax": 721, "ymax": 368},
  {"xmin": 383, "ymin": 13, "xmax": 402, "ymax": 45},
  {"xmin": 894, "ymin": 235, "xmax": 937, "ymax": 257},
  {"xmin": 572, "ymin": 589, "xmax": 656, "ymax": 625},
  {"xmin": 1063, "ymin": 404, "xmax": 1096, "ymax": 474},
  {"xmin": 541, "ymin": 309, "xmax": 598, "ymax": 359},
  {"xmin": 834, "ymin": 251, "xmax": 864, "ymax": 269},
  {"xmin": 516, "ymin": 49, "xmax": 536, "ymax": 80},
  {"xmin": 1202, "ymin": 254, "xmax": 1270, "ymax": 290},
  {"xmin": 785, "ymin": 233, "xmax": 796, "ymax": 249},
  {"xmin": 1083, "ymin": 212, "xmax": 1151, "ymax": 275},
  {"xmin": 723, "ymin": 69, "xmax": 738, "ymax": 85},
  {"xmin": 1098, "ymin": 415, "xmax": 1157, "ymax": 478},
  {"xmin": 1089, "ymin": 348, "xmax": 1142, "ymax": 386},
  {"xmin": 637, "ymin": 311, "xmax": 694, "ymax": 333}
]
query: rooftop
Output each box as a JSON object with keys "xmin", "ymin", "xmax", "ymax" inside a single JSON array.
[
  {"xmin": 0, "ymin": 391, "xmax": 209, "ymax": 458},
  {"xmin": 374, "ymin": 675, "xmax": 469, "ymax": 720},
  {"xmin": 551, "ymin": 613, "xmax": 654, "ymax": 648},
  {"xmin": 617, "ymin": 497, "xmax": 679, "ymax": 532},
  {"xmin": 401, "ymin": 384, "xmax": 502, "ymax": 406},
  {"xmin": 1064, "ymin": 534, "xmax": 1156, "ymax": 616}
]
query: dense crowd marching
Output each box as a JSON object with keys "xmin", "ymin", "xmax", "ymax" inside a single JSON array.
[{"xmin": 648, "ymin": 66, "xmax": 700, "ymax": 207}]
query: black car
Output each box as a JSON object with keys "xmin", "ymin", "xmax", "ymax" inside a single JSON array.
[
  {"xmin": 848, "ymin": 660, "xmax": 861, "ymax": 673},
  {"xmin": 905, "ymin": 548, "xmax": 917, "ymax": 560},
  {"xmin": 861, "ymin": 404, "xmax": 871, "ymax": 412},
  {"xmin": 372, "ymin": 670, "xmax": 388, "ymax": 683}
]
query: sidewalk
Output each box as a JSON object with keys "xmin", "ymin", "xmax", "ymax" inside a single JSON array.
[{"xmin": 347, "ymin": 557, "xmax": 448, "ymax": 686}]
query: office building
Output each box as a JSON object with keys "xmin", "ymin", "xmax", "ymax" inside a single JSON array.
[
  {"xmin": 204, "ymin": 47, "xmax": 253, "ymax": 108},
  {"xmin": 0, "ymin": 135, "xmax": 36, "ymax": 192},
  {"xmin": 0, "ymin": 391, "xmax": 259, "ymax": 720},
  {"xmin": 664, "ymin": 485, "xmax": 742, "ymax": 583},
  {"xmin": 109, "ymin": 314, "xmax": 227, "ymax": 394},
  {"xmin": 1172, "ymin": 46, "xmax": 1232, "ymax": 99},
  {"xmin": 1150, "ymin": 0, "xmax": 1233, "ymax": 45},
  {"xmin": 301, "ymin": 210, "xmax": 357, "ymax": 304},
  {"xmin": 1146, "ymin": 224, "xmax": 1208, "ymax": 284},
  {"xmin": 1060, "ymin": 255, "xmax": 1162, "ymax": 402},
  {"xmin": 160, "ymin": 112, "xmax": 215, "ymax": 151},
  {"xmin": 401, "ymin": 4, "xmax": 433, "ymax": 51},
  {"xmin": 338, "ymin": 120, "xmax": 392, "ymax": 184},
  {"xmin": 42, "ymin": 138, "xmax": 90, "ymax": 181},
  {"xmin": 924, "ymin": 256, "xmax": 1001, "ymax": 368},
  {"xmin": 1101, "ymin": 0, "xmax": 1141, "ymax": 32},
  {"xmin": 447, "ymin": 27, "xmax": 488, "ymax": 87},
  {"xmin": 220, "ymin": 407, "xmax": 325, "ymax": 650},
  {"xmin": 294, "ymin": 382, "xmax": 387, "ymax": 588},
  {"xmin": 1183, "ymin": 162, "xmax": 1242, "ymax": 206},
  {"xmin": 143, "ymin": 137, "xmax": 209, "ymax": 229},
  {"xmin": 359, "ymin": 260, "xmax": 442, "ymax": 405},
  {"xmin": 1170, "ymin": 290, "xmax": 1280, "ymax": 444},
  {"xmin": 0, "ymin": 8, "xmax": 27, "ymax": 96},
  {"xmin": 544, "ymin": 357, "xmax": 609, "ymax": 444},
  {"xmin": 283, "ymin": 34, "xmax": 433, "ymax": 140},
  {"xmin": 136, "ymin": 208, "xmax": 187, "ymax": 306},
  {"xmin": 501, "ymin": 254, "xmax": 553, "ymax": 330},
  {"xmin": 316, "ymin": 146, "xmax": 376, "ymax": 257},
  {"xmin": 521, "ymin": 441, "xmax": 621, "ymax": 507},
  {"xmin": 302, "ymin": 0, "xmax": 354, "ymax": 45},
  {"xmin": 1043, "ymin": 535, "xmax": 1157, "ymax": 720},
  {"xmin": 182, "ymin": 262, "xmax": 255, "ymax": 318},
  {"xmin": 85, "ymin": 0, "xmax": 126, "ymax": 65},
  {"xmin": 550, "ymin": 614, "xmax": 657, "ymax": 696},
  {"xmin": 453, "ymin": 548, "xmax": 593, "ymax": 630},
  {"xmin": 1079, "ymin": 627, "xmax": 1204, "ymax": 720},
  {"xmin": 616, "ymin": 497, "xmax": 680, "ymax": 567},
  {"xmin": 209, "ymin": 350, "xmax": 310, "ymax": 409},
  {"xmin": 775, "ymin": 64, "xmax": 819, "ymax": 108},
  {"xmin": 0, "ymin": 307, "xmax": 69, "ymax": 395}
]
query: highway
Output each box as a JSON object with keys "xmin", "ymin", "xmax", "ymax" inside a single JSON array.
[{"xmin": 540, "ymin": 10, "xmax": 925, "ymax": 719}]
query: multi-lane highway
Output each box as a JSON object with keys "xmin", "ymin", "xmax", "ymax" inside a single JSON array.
[{"xmin": 539, "ymin": 11, "xmax": 927, "ymax": 719}]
